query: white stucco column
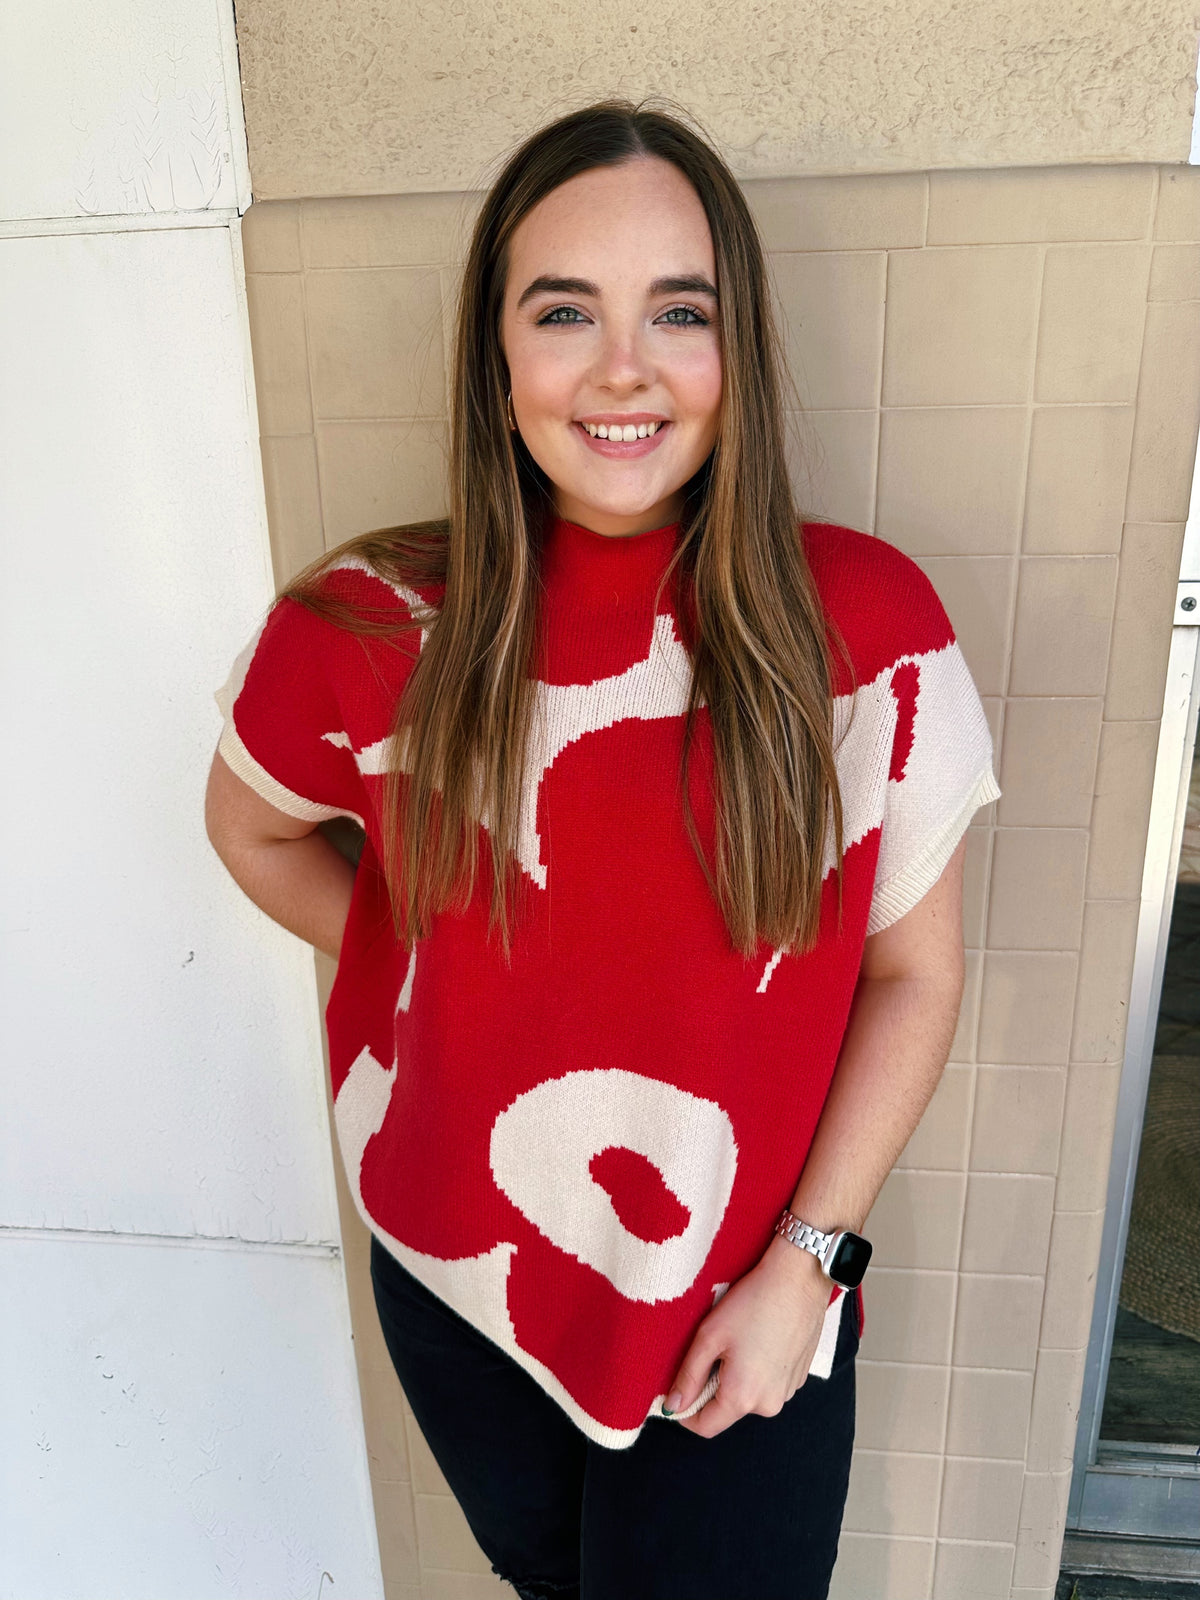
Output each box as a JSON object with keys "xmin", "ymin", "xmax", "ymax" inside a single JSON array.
[{"xmin": 0, "ymin": 5, "xmax": 384, "ymax": 1596}]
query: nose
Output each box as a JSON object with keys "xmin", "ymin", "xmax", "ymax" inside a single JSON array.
[{"xmin": 590, "ymin": 317, "xmax": 653, "ymax": 394}]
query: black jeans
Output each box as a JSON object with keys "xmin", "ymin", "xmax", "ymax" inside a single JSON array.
[{"xmin": 370, "ymin": 1233, "xmax": 858, "ymax": 1600}]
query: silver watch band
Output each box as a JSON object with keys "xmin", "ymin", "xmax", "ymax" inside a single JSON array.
[{"xmin": 774, "ymin": 1207, "xmax": 836, "ymax": 1267}]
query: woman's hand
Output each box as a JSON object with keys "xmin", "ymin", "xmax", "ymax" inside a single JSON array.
[{"xmin": 663, "ymin": 1237, "xmax": 835, "ymax": 1439}]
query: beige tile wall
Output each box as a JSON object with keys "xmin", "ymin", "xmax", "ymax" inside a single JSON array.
[{"xmin": 243, "ymin": 161, "xmax": 1200, "ymax": 1600}]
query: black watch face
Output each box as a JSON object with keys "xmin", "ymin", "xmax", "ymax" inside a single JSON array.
[{"xmin": 829, "ymin": 1233, "xmax": 872, "ymax": 1289}]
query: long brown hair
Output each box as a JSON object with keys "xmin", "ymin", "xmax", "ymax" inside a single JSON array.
[{"xmin": 285, "ymin": 98, "xmax": 855, "ymax": 961}]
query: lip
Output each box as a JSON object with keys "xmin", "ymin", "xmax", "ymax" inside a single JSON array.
[
  {"xmin": 576, "ymin": 413, "xmax": 670, "ymax": 426},
  {"xmin": 574, "ymin": 419, "xmax": 670, "ymax": 459}
]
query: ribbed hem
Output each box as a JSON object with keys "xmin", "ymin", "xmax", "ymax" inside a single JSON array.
[
  {"xmin": 867, "ymin": 765, "xmax": 1001, "ymax": 934},
  {"xmin": 216, "ymin": 720, "xmax": 364, "ymax": 828}
]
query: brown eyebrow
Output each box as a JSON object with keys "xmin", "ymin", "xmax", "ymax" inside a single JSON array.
[{"xmin": 515, "ymin": 273, "xmax": 719, "ymax": 310}]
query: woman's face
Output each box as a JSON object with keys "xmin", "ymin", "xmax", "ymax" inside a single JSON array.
[{"xmin": 499, "ymin": 155, "xmax": 723, "ymax": 537}]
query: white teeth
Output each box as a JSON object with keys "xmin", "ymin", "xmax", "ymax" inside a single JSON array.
[{"xmin": 581, "ymin": 420, "xmax": 665, "ymax": 439}]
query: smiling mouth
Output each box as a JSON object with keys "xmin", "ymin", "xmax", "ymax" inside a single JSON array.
[
  {"xmin": 574, "ymin": 419, "xmax": 670, "ymax": 457},
  {"xmin": 579, "ymin": 420, "xmax": 665, "ymax": 440}
]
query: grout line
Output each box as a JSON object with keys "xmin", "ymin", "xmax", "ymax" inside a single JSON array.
[
  {"xmin": 0, "ymin": 1224, "xmax": 341, "ymax": 1256},
  {"xmin": 870, "ymin": 247, "xmax": 886, "ymax": 532},
  {"xmin": 0, "ymin": 208, "xmax": 240, "ymax": 239},
  {"xmin": 295, "ymin": 203, "xmax": 329, "ymax": 570},
  {"xmin": 301, "ymin": 413, "xmax": 448, "ymax": 426},
  {"xmin": 1016, "ymin": 243, "xmax": 1048, "ymax": 568}
]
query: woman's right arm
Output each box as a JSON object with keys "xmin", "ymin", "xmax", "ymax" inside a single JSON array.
[{"xmin": 204, "ymin": 749, "xmax": 356, "ymax": 962}]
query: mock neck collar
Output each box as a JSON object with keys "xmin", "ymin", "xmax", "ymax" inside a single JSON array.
[{"xmin": 540, "ymin": 513, "xmax": 682, "ymax": 602}]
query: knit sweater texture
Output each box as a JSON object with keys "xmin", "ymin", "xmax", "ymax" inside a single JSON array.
[{"xmin": 215, "ymin": 514, "xmax": 1000, "ymax": 1450}]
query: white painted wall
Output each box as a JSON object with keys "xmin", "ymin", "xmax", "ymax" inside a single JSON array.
[{"xmin": 0, "ymin": 5, "xmax": 383, "ymax": 1596}]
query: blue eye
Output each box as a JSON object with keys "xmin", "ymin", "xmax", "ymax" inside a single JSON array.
[
  {"xmin": 659, "ymin": 305, "xmax": 709, "ymax": 326},
  {"xmin": 537, "ymin": 305, "xmax": 586, "ymax": 325},
  {"xmin": 535, "ymin": 303, "xmax": 711, "ymax": 327}
]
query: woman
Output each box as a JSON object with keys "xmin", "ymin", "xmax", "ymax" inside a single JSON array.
[{"xmin": 206, "ymin": 100, "xmax": 999, "ymax": 1600}]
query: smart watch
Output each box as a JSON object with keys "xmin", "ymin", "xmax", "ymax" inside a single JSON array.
[{"xmin": 773, "ymin": 1208, "xmax": 873, "ymax": 1289}]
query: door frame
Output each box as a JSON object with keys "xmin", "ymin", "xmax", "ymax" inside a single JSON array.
[{"xmin": 1067, "ymin": 483, "xmax": 1200, "ymax": 1536}]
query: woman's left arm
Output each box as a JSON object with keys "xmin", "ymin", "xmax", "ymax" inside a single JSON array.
[{"xmin": 666, "ymin": 833, "xmax": 968, "ymax": 1437}]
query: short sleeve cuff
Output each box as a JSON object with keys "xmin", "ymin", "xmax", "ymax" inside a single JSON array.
[
  {"xmin": 866, "ymin": 765, "xmax": 1001, "ymax": 935},
  {"xmin": 216, "ymin": 718, "xmax": 361, "ymax": 825}
]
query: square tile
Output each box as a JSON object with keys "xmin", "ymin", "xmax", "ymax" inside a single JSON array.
[
  {"xmin": 952, "ymin": 1274, "xmax": 1045, "ymax": 1371},
  {"xmin": 1103, "ymin": 523, "xmax": 1186, "ymax": 721},
  {"xmin": 960, "ymin": 1173, "xmax": 1055, "ymax": 1276},
  {"xmin": 828, "ymin": 1531, "xmax": 935, "ymax": 1600},
  {"xmin": 1154, "ymin": 166, "xmax": 1200, "ymax": 240},
  {"xmin": 932, "ymin": 1538, "xmax": 1016, "ymax": 1599},
  {"xmin": 260, "ymin": 434, "xmax": 325, "ymax": 584},
  {"xmin": 1070, "ymin": 900, "xmax": 1140, "ymax": 1064},
  {"xmin": 1125, "ymin": 301, "xmax": 1200, "ymax": 522},
  {"xmin": 1039, "ymin": 1211, "xmax": 1106, "ymax": 1349},
  {"xmin": 404, "ymin": 1407, "xmax": 451, "ymax": 1496},
  {"xmin": 996, "ymin": 698, "xmax": 1102, "ymax": 829},
  {"xmin": 912, "ymin": 556, "xmax": 1015, "ymax": 698},
  {"xmin": 373, "ymin": 1477, "xmax": 419, "ymax": 1584},
  {"xmin": 860, "ymin": 1269, "xmax": 957, "ymax": 1365},
  {"xmin": 938, "ymin": 1456, "xmax": 1026, "ymax": 1542},
  {"xmin": 242, "ymin": 200, "xmax": 302, "ymax": 273},
  {"xmin": 1012, "ymin": 1470, "xmax": 1073, "ymax": 1589},
  {"xmin": 1022, "ymin": 406, "xmax": 1135, "ymax": 555},
  {"xmin": 1054, "ymin": 1064, "xmax": 1120, "ymax": 1212},
  {"xmin": 772, "ymin": 251, "xmax": 886, "ymax": 410},
  {"xmin": 856, "ymin": 1361, "xmax": 950, "ymax": 1454},
  {"xmin": 928, "ymin": 168, "xmax": 1153, "ymax": 245},
  {"xmin": 1026, "ymin": 1346, "xmax": 1088, "ymax": 1474},
  {"xmin": 302, "ymin": 192, "xmax": 482, "ymax": 268},
  {"xmin": 897, "ymin": 1065, "xmax": 972, "ymax": 1171},
  {"xmin": 1086, "ymin": 721, "xmax": 1160, "ymax": 897},
  {"xmin": 969, "ymin": 1066, "xmax": 1066, "ymax": 1176},
  {"xmin": 945, "ymin": 1367, "xmax": 1034, "ymax": 1459},
  {"xmin": 985, "ymin": 828, "xmax": 1088, "ymax": 950},
  {"xmin": 415, "ymin": 1491, "xmax": 492, "ymax": 1574},
  {"xmin": 361, "ymin": 1377, "xmax": 411, "ymax": 1483},
  {"xmin": 306, "ymin": 266, "xmax": 446, "ymax": 419},
  {"xmin": 246, "ymin": 273, "xmax": 312, "ymax": 435},
  {"xmin": 789, "ymin": 408, "xmax": 878, "ymax": 534},
  {"xmin": 878, "ymin": 406, "xmax": 1027, "ymax": 558},
  {"xmin": 867, "ymin": 1171, "xmax": 966, "ymax": 1271},
  {"xmin": 978, "ymin": 951, "xmax": 1079, "ymax": 1065},
  {"xmin": 1008, "ymin": 556, "xmax": 1119, "ymax": 697},
  {"xmin": 845, "ymin": 1449, "xmax": 942, "ymax": 1537},
  {"xmin": 1034, "ymin": 245, "xmax": 1151, "ymax": 404},
  {"xmin": 1149, "ymin": 242, "xmax": 1200, "ymax": 301},
  {"xmin": 883, "ymin": 247, "xmax": 1041, "ymax": 407},
  {"xmin": 748, "ymin": 172, "xmax": 927, "ymax": 252},
  {"xmin": 316, "ymin": 419, "xmax": 449, "ymax": 542}
]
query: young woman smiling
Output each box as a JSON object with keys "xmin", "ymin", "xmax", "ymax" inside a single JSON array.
[{"xmin": 205, "ymin": 101, "xmax": 999, "ymax": 1599}]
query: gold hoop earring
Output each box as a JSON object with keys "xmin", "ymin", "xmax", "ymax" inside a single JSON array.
[{"xmin": 506, "ymin": 390, "xmax": 517, "ymax": 432}]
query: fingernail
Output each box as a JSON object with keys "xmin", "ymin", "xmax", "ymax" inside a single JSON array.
[{"xmin": 662, "ymin": 1389, "xmax": 683, "ymax": 1416}]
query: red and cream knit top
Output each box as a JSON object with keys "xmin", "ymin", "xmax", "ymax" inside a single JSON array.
[{"xmin": 215, "ymin": 514, "xmax": 1000, "ymax": 1450}]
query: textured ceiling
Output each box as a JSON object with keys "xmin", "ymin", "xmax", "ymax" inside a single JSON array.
[{"xmin": 235, "ymin": 0, "xmax": 1199, "ymax": 199}]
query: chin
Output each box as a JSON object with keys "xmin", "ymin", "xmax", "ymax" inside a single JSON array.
[{"xmin": 576, "ymin": 481, "xmax": 679, "ymax": 518}]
